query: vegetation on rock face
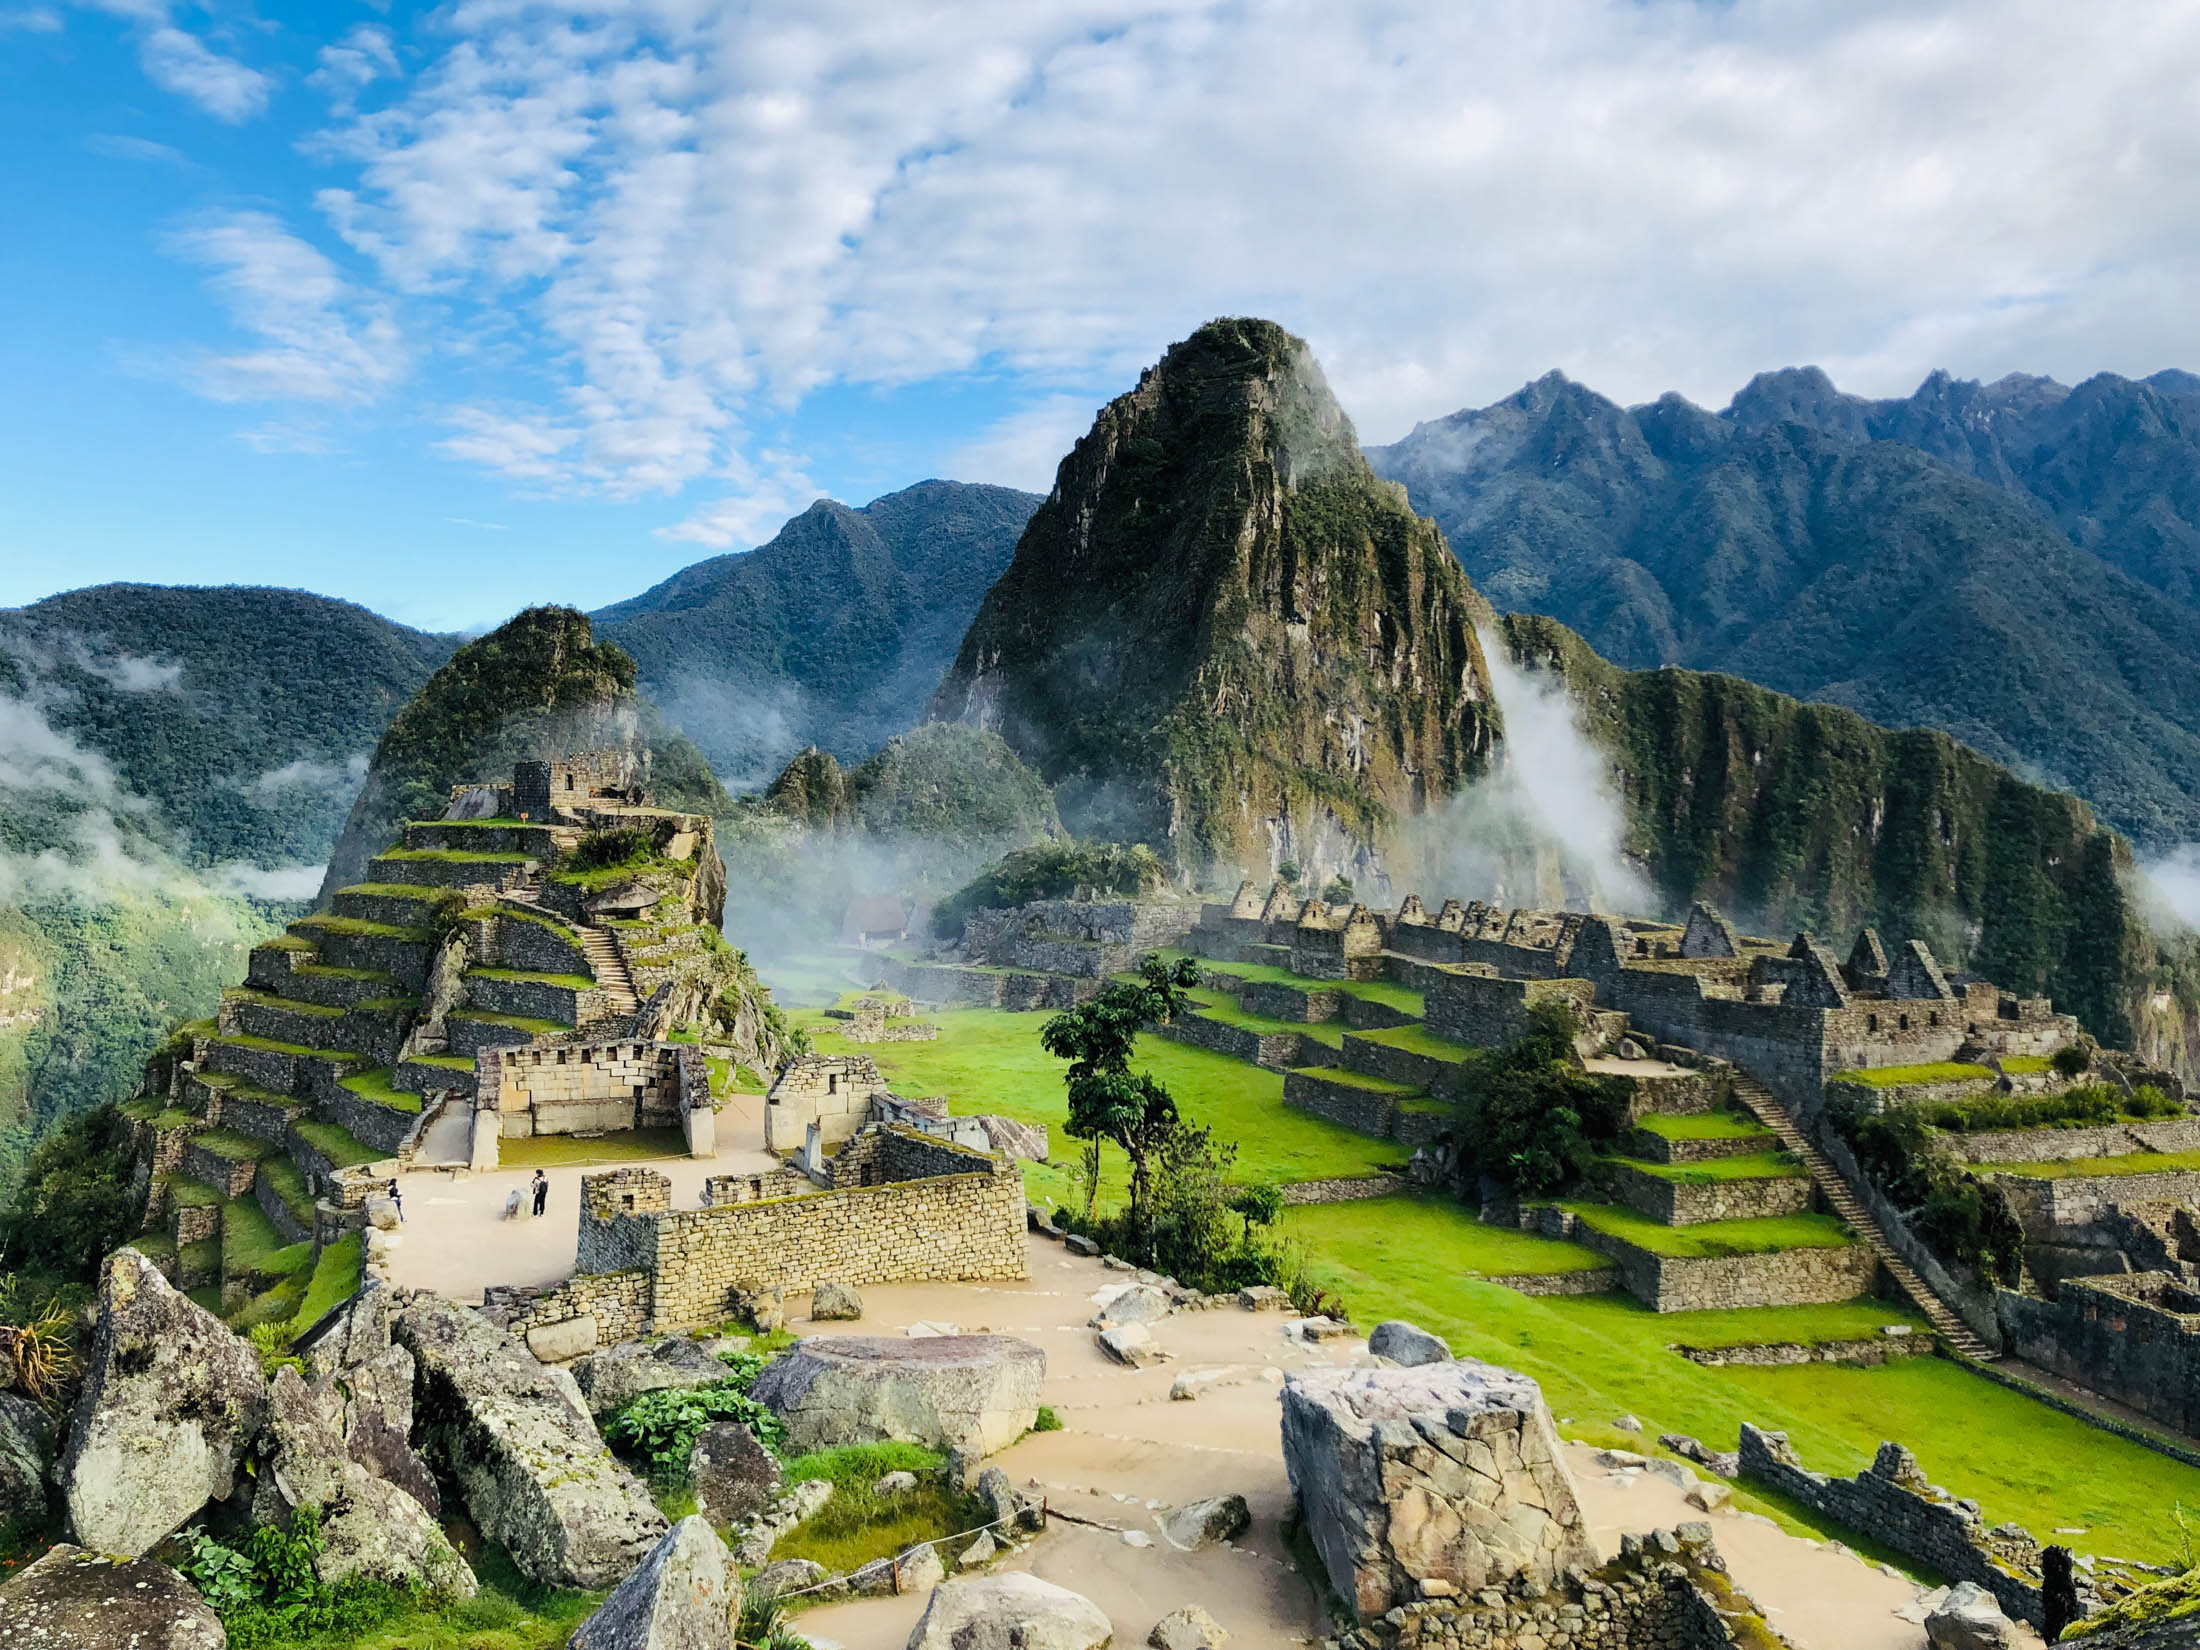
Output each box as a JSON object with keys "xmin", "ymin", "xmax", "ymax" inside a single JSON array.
[
  {"xmin": 930, "ymin": 840, "xmax": 1165, "ymax": 940},
  {"xmin": 318, "ymin": 606, "xmax": 726, "ymax": 900},
  {"xmin": 1827, "ymin": 1096, "xmax": 2027, "ymax": 1285},
  {"xmin": 1498, "ymin": 612, "xmax": 2169, "ymax": 1051},
  {"xmin": 597, "ymin": 480, "xmax": 1041, "ymax": 784},
  {"xmin": 1370, "ymin": 368, "xmax": 2200, "ymax": 849},
  {"xmin": 931, "ymin": 317, "xmax": 1500, "ymax": 881},
  {"xmin": 0, "ymin": 1104, "xmax": 135, "ymax": 1280}
]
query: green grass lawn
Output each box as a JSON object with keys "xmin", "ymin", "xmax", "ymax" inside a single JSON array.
[
  {"xmin": 1616, "ymin": 1151, "xmax": 1806, "ymax": 1183},
  {"xmin": 1286, "ymin": 1194, "xmax": 1607, "ymax": 1276},
  {"xmin": 498, "ymin": 1128, "xmax": 688, "ymax": 1168},
  {"xmin": 797, "ymin": 1008, "xmax": 1397, "ymax": 1210},
  {"xmin": 1564, "ymin": 1202, "xmax": 1855, "ymax": 1257},
  {"xmin": 1634, "ymin": 1111, "xmax": 1773, "ymax": 1142},
  {"xmin": 453, "ymin": 1009, "xmax": 574, "ymax": 1036},
  {"xmin": 1349, "ymin": 1024, "xmax": 1476, "ymax": 1062},
  {"xmin": 468, "ymin": 965, "xmax": 598, "ymax": 990},
  {"xmin": 1170, "ymin": 950, "xmax": 1424, "ymax": 1015},
  {"xmin": 1293, "ymin": 1213, "xmax": 2196, "ymax": 1565},
  {"xmin": 221, "ymin": 1195, "xmax": 310, "ymax": 1283},
  {"xmin": 164, "ymin": 1174, "xmax": 224, "ymax": 1208},
  {"xmin": 1978, "ymin": 1150, "xmax": 2200, "ymax": 1179},
  {"xmin": 257, "ymin": 1155, "xmax": 315, "ymax": 1225},
  {"xmin": 289, "ymin": 1235, "xmax": 364, "ymax": 1336},
  {"xmin": 342, "ymin": 1066, "xmax": 425, "ymax": 1114},
  {"xmin": 1194, "ymin": 1002, "xmax": 1345, "ymax": 1048},
  {"xmin": 1292, "ymin": 1065, "xmax": 1417, "ymax": 1094},
  {"xmin": 1833, "ymin": 1061, "xmax": 1994, "ymax": 1088},
  {"xmin": 406, "ymin": 1053, "xmax": 477, "ymax": 1072},
  {"xmin": 294, "ymin": 1119, "xmax": 382, "ymax": 1169}
]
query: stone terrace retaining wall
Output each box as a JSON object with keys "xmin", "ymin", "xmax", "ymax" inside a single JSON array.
[
  {"xmin": 1380, "ymin": 1544, "xmax": 1774, "ymax": 1649},
  {"xmin": 1998, "ymin": 1272, "xmax": 2200, "ymax": 1439},
  {"xmin": 1566, "ymin": 1218, "xmax": 1877, "ymax": 1312},
  {"xmin": 1992, "ymin": 1168, "xmax": 2200, "ymax": 1241},
  {"xmin": 1599, "ymin": 1161, "xmax": 1814, "ymax": 1227},
  {"xmin": 1423, "ymin": 972, "xmax": 1596, "ymax": 1050},
  {"xmin": 1233, "ymin": 979, "xmax": 1343, "ymax": 1023},
  {"xmin": 1948, "ymin": 1119, "xmax": 2200, "ymax": 1166},
  {"xmin": 1673, "ymin": 1334, "xmax": 1930, "ymax": 1368},
  {"xmin": 1279, "ymin": 1173, "xmax": 1406, "ymax": 1206},
  {"xmin": 1158, "ymin": 1012, "xmax": 1313, "ymax": 1071},
  {"xmin": 1341, "ymin": 1033, "xmax": 1463, "ymax": 1091},
  {"xmin": 1614, "ymin": 1126, "xmax": 1765, "ymax": 1165},
  {"xmin": 1284, "ymin": 1070, "xmax": 1403, "ymax": 1139},
  {"xmin": 1737, "ymin": 1427, "xmax": 2050, "ymax": 1629},
  {"xmin": 493, "ymin": 1267, "xmax": 654, "ymax": 1353}
]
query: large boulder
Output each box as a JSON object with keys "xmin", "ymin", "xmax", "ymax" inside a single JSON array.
[
  {"xmin": 577, "ymin": 1337, "xmax": 728, "ymax": 1418},
  {"xmin": 1926, "ymin": 1582, "xmax": 2022, "ymax": 1650},
  {"xmin": 1150, "ymin": 1606, "xmax": 1229, "ymax": 1650},
  {"xmin": 296, "ymin": 1279, "xmax": 397, "ymax": 1378},
  {"xmin": 810, "ymin": 1281, "xmax": 864, "ymax": 1321},
  {"xmin": 394, "ymin": 1292, "xmax": 668, "ymax": 1587},
  {"xmin": 256, "ymin": 1366, "xmax": 476, "ymax": 1596},
  {"xmin": 0, "ymin": 1391, "xmax": 54, "ymax": 1528},
  {"xmin": 905, "ymin": 1572, "xmax": 1112, "ymax": 1650},
  {"xmin": 0, "ymin": 1545, "xmax": 225, "ymax": 1649},
  {"xmin": 690, "ymin": 1420, "xmax": 782, "ymax": 1528},
  {"xmin": 569, "ymin": 1515, "xmax": 738, "ymax": 1650},
  {"xmin": 57, "ymin": 1247, "xmax": 267, "ymax": 1556},
  {"xmin": 1367, "ymin": 1321, "xmax": 1451, "ymax": 1367},
  {"xmin": 338, "ymin": 1343, "xmax": 440, "ymax": 1516},
  {"xmin": 750, "ymin": 1335, "xmax": 1044, "ymax": 1458},
  {"xmin": 1281, "ymin": 1359, "xmax": 1594, "ymax": 1624},
  {"xmin": 1160, "ymin": 1493, "xmax": 1249, "ymax": 1551}
]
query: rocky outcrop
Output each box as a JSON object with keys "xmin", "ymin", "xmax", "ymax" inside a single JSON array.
[
  {"xmin": 690, "ymin": 1420, "xmax": 781, "ymax": 1528},
  {"xmin": 577, "ymin": 1337, "xmax": 728, "ymax": 1417},
  {"xmin": 58, "ymin": 1248, "xmax": 267, "ymax": 1556},
  {"xmin": 749, "ymin": 1334, "xmax": 1044, "ymax": 1457},
  {"xmin": 0, "ymin": 1392, "xmax": 54, "ymax": 1529},
  {"xmin": 569, "ymin": 1515, "xmax": 738, "ymax": 1650},
  {"xmin": 255, "ymin": 1366, "xmax": 476, "ymax": 1597},
  {"xmin": 0, "ymin": 1546, "xmax": 226, "ymax": 1650},
  {"xmin": 1160, "ymin": 1493, "xmax": 1249, "ymax": 1551},
  {"xmin": 905, "ymin": 1572, "xmax": 1113, "ymax": 1650},
  {"xmin": 394, "ymin": 1292, "xmax": 667, "ymax": 1587},
  {"xmin": 339, "ymin": 1343, "xmax": 440, "ymax": 1516},
  {"xmin": 1281, "ymin": 1359, "xmax": 1594, "ymax": 1624},
  {"xmin": 1150, "ymin": 1606, "xmax": 1229, "ymax": 1650},
  {"xmin": 1368, "ymin": 1320, "xmax": 1452, "ymax": 1367},
  {"xmin": 931, "ymin": 316, "xmax": 1500, "ymax": 881},
  {"xmin": 1927, "ymin": 1582, "xmax": 2021, "ymax": 1649}
]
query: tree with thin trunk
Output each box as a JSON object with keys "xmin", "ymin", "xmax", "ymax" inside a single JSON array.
[{"xmin": 1041, "ymin": 953, "xmax": 1202, "ymax": 1258}]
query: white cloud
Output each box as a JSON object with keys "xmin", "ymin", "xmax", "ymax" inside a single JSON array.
[
  {"xmin": 136, "ymin": 19, "xmax": 270, "ymax": 122},
  {"xmin": 81, "ymin": 652, "xmax": 182, "ymax": 692},
  {"xmin": 210, "ymin": 860, "xmax": 327, "ymax": 899},
  {"xmin": 85, "ymin": 132, "xmax": 187, "ymax": 164},
  {"xmin": 943, "ymin": 395, "xmax": 1099, "ymax": 494},
  {"xmin": 308, "ymin": 24, "xmax": 397, "ymax": 113},
  {"xmin": 161, "ymin": 210, "xmax": 404, "ymax": 403},
  {"xmin": 1, "ymin": 7, "xmax": 62, "ymax": 32},
  {"xmin": 658, "ymin": 459, "xmax": 823, "ymax": 549},
  {"xmin": 241, "ymin": 753, "xmax": 368, "ymax": 797},
  {"xmin": 297, "ymin": 0, "xmax": 2200, "ymax": 502}
]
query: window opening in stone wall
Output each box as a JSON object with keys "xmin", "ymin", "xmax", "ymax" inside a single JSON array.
[
  {"xmin": 1867, "ymin": 1014, "xmax": 1879, "ymax": 1032},
  {"xmin": 1899, "ymin": 1014, "xmax": 1910, "ymax": 1031},
  {"xmin": 622, "ymin": 1193, "xmax": 635, "ymax": 1209},
  {"xmin": 828, "ymin": 1073, "xmax": 838, "ymax": 1094}
]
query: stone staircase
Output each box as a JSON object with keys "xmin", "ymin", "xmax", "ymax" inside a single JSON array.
[
  {"xmin": 577, "ymin": 928, "xmax": 640, "ymax": 1016},
  {"xmin": 1729, "ymin": 1073, "xmax": 1998, "ymax": 1360}
]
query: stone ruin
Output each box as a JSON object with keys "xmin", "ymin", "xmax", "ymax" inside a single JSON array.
[
  {"xmin": 765, "ymin": 1049, "xmax": 1046, "ymax": 1171},
  {"xmin": 1281, "ymin": 1356, "xmax": 1790, "ymax": 1647},
  {"xmin": 830, "ymin": 994, "xmax": 939, "ymax": 1044}
]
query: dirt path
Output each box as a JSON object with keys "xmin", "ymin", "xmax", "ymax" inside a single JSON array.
[{"xmin": 782, "ymin": 1243, "xmax": 1958, "ymax": 1650}]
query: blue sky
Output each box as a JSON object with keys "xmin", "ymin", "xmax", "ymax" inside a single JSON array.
[{"xmin": 4, "ymin": 0, "xmax": 2197, "ymax": 633}]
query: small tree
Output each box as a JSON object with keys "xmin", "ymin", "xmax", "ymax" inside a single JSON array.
[
  {"xmin": 1041, "ymin": 954, "xmax": 1202, "ymax": 1256},
  {"xmin": 1320, "ymin": 874, "xmax": 1355, "ymax": 904},
  {"xmin": 1454, "ymin": 1000, "xmax": 1628, "ymax": 1198},
  {"xmin": 1276, "ymin": 860, "xmax": 1302, "ymax": 888}
]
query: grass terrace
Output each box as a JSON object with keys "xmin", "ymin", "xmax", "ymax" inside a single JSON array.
[
  {"xmin": 189, "ymin": 1127, "xmax": 272, "ymax": 1163},
  {"xmin": 257, "ymin": 1155, "xmax": 315, "ymax": 1226},
  {"xmin": 295, "ymin": 914, "xmax": 436, "ymax": 941},
  {"xmin": 379, "ymin": 847, "xmax": 534, "ymax": 865},
  {"xmin": 1617, "ymin": 1152, "xmax": 1807, "ymax": 1184},
  {"xmin": 341, "ymin": 1066, "xmax": 425, "ymax": 1114},
  {"xmin": 469, "ymin": 965, "xmax": 598, "ymax": 991},
  {"xmin": 120, "ymin": 1097, "xmax": 200, "ymax": 1128},
  {"xmin": 224, "ymin": 985, "xmax": 343, "ymax": 1017},
  {"xmin": 1834, "ymin": 1055, "xmax": 2052, "ymax": 1087},
  {"xmin": 407, "ymin": 1053, "xmax": 478, "ymax": 1073},
  {"xmin": 1634, "ymin": 1111, "xmax": 1776, "ymax": 1143},
  {"xmin": 288, "ymin": 1235, "xmax": 365, "ymax": 1336},
  {"xmin": 1350, "ymin": 1023, "xmax": 1476, "ymax": 1062},
  {"xmin": 164, "ymin": 1174, "xmax": 224, "ymax": 1209},
  {"xmin": 217, "ymin": 1030, "xmax": 362, "ymax": 1064},
  {"xmin": 1165, "ymin": 949, "xmax": 1426, "ymax": 1016},
  {"xmin": 1977, "ymin": 1150, "xmax": 2200, "ymax": 1180},
  {"xmin": 339, "ymin": 881, "xmax": 450, "ymax": 901},
  {"xmin": 221, "ymin": 1195, "xmax": 309, "ymax": 1281},
  {"xmin": 1563, "ymin": 1202, "xmax": 1855, "ymax": 1258},
  {"xmin": 294, "ymin": 1119, "xmax": 382, "ymax": 1169},
  {"xmin": 453, "ymin": 1009, "xmax": 573, "ymax": 1037},
  {"xmin": 1286, "ymin": 1194, "xmax": 1606, "ymax": 1277},
  {"xmin": 1192, "ymin": 1000, "xmax": 1346, "ymax": 1048},
  {"xmin": 1294, "ymin": 1064, "xmax": 1417, "ymax": 1094}
]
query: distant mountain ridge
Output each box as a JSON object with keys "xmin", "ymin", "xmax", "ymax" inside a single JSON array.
[
  {"xmin": 1368, "ymin": 366, "xmax": 2200, "ymax": 847},
  {"xmin": 596, "ymin": 479, "xmax": 1040, "ymax": 784}
]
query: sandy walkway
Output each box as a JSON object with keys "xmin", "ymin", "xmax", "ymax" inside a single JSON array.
[
  {"xmin": 777, "ymin": 1243, "xmax": 1960, "ymax": 1650},
  {"xmin": 379, "ymin": 1095, "xmax": 778, "ymax": 1299}
]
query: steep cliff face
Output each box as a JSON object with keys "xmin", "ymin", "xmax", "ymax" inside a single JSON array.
[
  {"xmin": 318, "ymin": 607, "xmax": 725, "ymax": 899},
  {"xmin": 932, "ymin": 318, "xmax": 1500, "ymax": 884},
  {"xmin": 1498, "ymin": 613, "xmax": 2181, "ymax": 1052}
]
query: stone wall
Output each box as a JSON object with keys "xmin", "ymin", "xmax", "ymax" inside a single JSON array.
[
  {"xmin": 1566, "ymin": 1218, "xmax": 1877, "ymax": 1312},
  {"xmin": 1599, "ymin": 1161, "xmax": 1814, "ymax": 1227},
  {"xmin": 958, "ymin": 899, "xmax": 1198, "ymax": 978},
  {"xmin": 1614, "ymin": 1126, "xmax": 1763, "ymax": 1165},
  {"xmin": 566, "ymin": 1126, "xmax": 1027, "ymax": 1333},
  {"xmin": 1737, "ymin": 1426, "xmax": 2050, "ymax": 1628},
  {"xmin": 877, "ymin": 958, "xmax": 1097, "ymax": 1011},
  {"xmin": 764, "ymin": 1053, "xmax": 890, "ymax": 1153},
  {"xmin": 1283, "ymin": 1070, "xmax": 1405, "ymax": 1139},
  {"xmin": 1378, "ymin": 1542, "xmax": 1782, "ymax": 1650},
  {"xmin": 482, "ymin": 1040, "xmax": 695, "ymax": 1140},
  {"xmin": 1948, "ymin": 1119, "xmax": 2200, "ymax": 1165},
  {"xmin": 486, "ymin": 907, "xmax": 595, "ymax": 979},
  {"xmin": 492, "ymin": 1267, "xmax": 654, "ymax": 1354},
  {"xmin": 1997, "ymin": 1273, "xmax": 2200, "ymax": 1439},
  {"xmin": 1993, "ymin": 1168, "xmax": 2200, "ymax": 1242},
  {"xmin": 1341, "ymin": 1033, "xmax": 1464, "ymax": 1091},
  {"xmin": 1279, "ymin": 1173, "xmax": 1407, "ymax": 1205},
  {"xmin": 1158, "ymin": 1012, "xmax": 1316, "ymax": 1071},
  {"xmin": 1234, "ymin": 979, "xmax": 1344, "ymax": 1023},
  {"xmin": 1423, "ymin": 971, "xmax": 1596, "ymax": 1051}
]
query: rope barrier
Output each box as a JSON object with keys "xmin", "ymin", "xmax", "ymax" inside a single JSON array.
[{"xmin": 761, "ymin": 1495, "xmax": 1050, "ymax": 1600}]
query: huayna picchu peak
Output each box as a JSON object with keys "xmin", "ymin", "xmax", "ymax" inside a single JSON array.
[{"xmin": 931, "ymin": 317, "xmax": 1501, "ymax": 885}]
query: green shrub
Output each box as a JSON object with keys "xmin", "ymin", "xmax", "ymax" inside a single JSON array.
[
  {"xmin": 563, "ymin": 826, "xmax": 655, "ymax": 874},
  {"xmin": 1829, "ymin": 1099, "xmax": 2025, "ymax": 1284},
  {"xmin": 1454, "ymin": 1002, "xmax": 1630, "ymax": 1197},
  {"xmin": 1032, "ymin": 1405, "xmax": 1063, "ymax": 1433},
  {"xmin": 606, "ymin": 1378, "xmax": 784, "ymax": 1478},
  {"xmin": 0, "ymin": 1106, "xmax": 135, "ymax": 1280},
  {"xmin": 1922, "ymin": 1082, "xmax": 2183, "ymax": 1133},
  {"xmin": 2051, "ymin": 1044, "xmax": 2091, "ymax": 1080},
  {"xmin": 180, "ymin": 1507, "xmax": 417, "ymax": 1648}
]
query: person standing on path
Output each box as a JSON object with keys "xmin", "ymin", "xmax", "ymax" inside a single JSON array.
[
  {"xmin": 386, "ymin": 1178, "xmax": 404, "ymax": 1223},
  {"xmin": 531, "ymin": 1169, "xmax": 549, "ymax": 1219}
]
